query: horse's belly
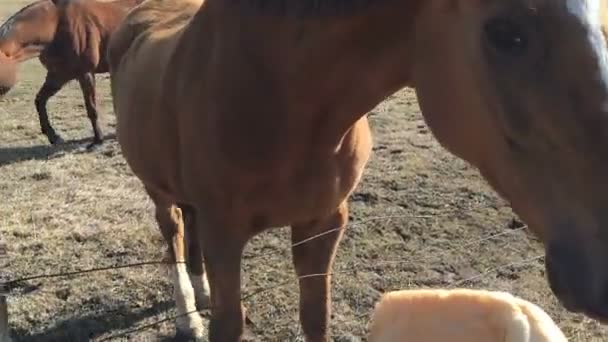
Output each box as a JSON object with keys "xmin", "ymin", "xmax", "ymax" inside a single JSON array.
[{"xmin": 206, "ymin": 118, "xmax": 374, "ymax": 227}]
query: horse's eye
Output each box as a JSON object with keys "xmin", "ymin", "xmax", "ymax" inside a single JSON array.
[{"xmin": 484, "ymin": 17, "xmax": 528, "ymax": 56}]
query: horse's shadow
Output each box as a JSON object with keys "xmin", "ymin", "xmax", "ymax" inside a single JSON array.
[
  {"xmin": 11, "ymin": 300, "xmax": 176, "ymax": 342},
  {"xmin": 0, "ymin": 133, "xmax": 117, "ymax": 167}
]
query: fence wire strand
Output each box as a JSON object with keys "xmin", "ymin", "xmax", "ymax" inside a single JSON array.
[
  {"xmin": 3, "ymin": 261, "xmax": 184, "ymax": 290},
  {"xmin": 102, "ymin": 248, "xmax": 543, "ymax": 341},
  {"xmin": 2, "ymin": 209, "xmax": 541, "ymax": 340}
]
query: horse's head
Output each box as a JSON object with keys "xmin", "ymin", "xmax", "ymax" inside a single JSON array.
[
  {"xmin": 0, "ymin": 51, "xmax": 16, "ymax": 97},
  {"xmin": 0, "ymin": 0, "xmax": 58, "ymax": 95},
  {"xmin": 0, "ymin": 0, "xmax": 59, "ymax": 61},
  {"xmin": 411, "ymin": 0, "xmax": 608, "ymax": 321}
]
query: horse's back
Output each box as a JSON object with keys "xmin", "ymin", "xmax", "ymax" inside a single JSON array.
[
  {"xmin": 43, "ymin": 0, "xmax": 144, "ymax": 74},
  {"xmin": 108, "ymin": 0, "xmax": 202, "ymax": 73}
]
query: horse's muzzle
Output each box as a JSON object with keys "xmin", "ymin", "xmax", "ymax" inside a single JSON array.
[
  {"xmin": 545, "ymin": 241, "xmax": 608, "ymax": 322},
  {"xmin": 0, "ymin": 85, "xmax": 10, "ymax": 97}
]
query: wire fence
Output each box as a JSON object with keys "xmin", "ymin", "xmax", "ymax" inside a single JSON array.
[{"xmin": 0, "ymin": 212, "xmax": 578, "ymax": 341}]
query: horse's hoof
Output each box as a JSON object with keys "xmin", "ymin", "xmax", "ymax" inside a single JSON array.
[
  {"xmin": 86, "ymin": 140, "xmax": 103, "ymax": 151},
  {"xmin": 48, "ymin": 135, "xmax": 64, "ymax": 145},
  {"xmin": 176, "ymin": 313, "xmax": 205, "ymax": 341},
  {"xmin": 175, "ymin": 325, "xmax": 205, "ymax": 342},
  {"xmin": 195, "ymin": 296, "xmax": 210, "ymax": 311},
  {"xmin": 191, "ymin": 275, "xmax": 211, "ymax": 311}
]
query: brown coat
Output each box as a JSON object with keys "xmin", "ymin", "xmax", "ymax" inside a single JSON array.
[{"xmin": 109, "ymin": 0, "xmax": 608, "ymax": 340}]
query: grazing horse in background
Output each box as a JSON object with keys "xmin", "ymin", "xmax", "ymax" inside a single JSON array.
[
  {"xmin": 106, "ymin": 0, "xmax": 608, "ymax": 340},
  {"xmin": 0, "ymin": 0, "xmax": 142, "ymax": 148}
]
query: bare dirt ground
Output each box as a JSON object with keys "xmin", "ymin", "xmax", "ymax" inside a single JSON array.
[{"xmin": 1, "ymin": 1, "xmax": 607, "ymax": 341}]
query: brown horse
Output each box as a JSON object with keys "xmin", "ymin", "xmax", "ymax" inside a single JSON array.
[
  {"xmin": 105, "ymin": 0, "xmax": 608, "ymax": 340},
  {"xmin": 0, "ymin": 0, "xmax": 142, "ymax": 148}
]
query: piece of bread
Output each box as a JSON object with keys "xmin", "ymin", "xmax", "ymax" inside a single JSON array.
[{"xmin": 368, "ymin": 288, "xmax": 567, "ymax": 342}]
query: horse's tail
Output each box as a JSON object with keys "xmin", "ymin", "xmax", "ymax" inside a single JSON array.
[
  {"xmin": 128, "ymin": 0, "xmax": 147, "ymax": 7},
  {"xmin": 114, "ymin": 0, "xmax": 146, "ymax": 10}
]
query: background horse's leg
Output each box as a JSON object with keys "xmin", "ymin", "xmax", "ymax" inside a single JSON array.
[
  {"xmin": 146, "ymin": 188, "xmax": 204, "ymax": 340},
  {"xmin": 35, "ymin": 72, "xmax": 69, "ymax": 145},
  {"xmin": 197, "ymin": 217, "xmax": 247, "ymax": 342},
  {"xmin": 182, "ymin": 205, "xmax": 210, "ymax": 310},
  {"xmin": 77, "ymin": 73, "xmax": 103, "ymax": 148},
  {"xmin": 290, "ymin": 202, "xmax": 348, "ymax": 342},
  {"xmin": 0, "ymin": 296, "xmax": 10, "ymax": 342}
]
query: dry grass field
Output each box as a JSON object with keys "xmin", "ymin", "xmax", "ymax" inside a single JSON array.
[{"xmin": 1, "ymin": 0, "xmax": 607, "ymax": 341}]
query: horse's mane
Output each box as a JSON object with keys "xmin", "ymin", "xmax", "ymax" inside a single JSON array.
[
  {"xmin": 231, "ymin": 0, "xmax": 388, "ymax": 17},
  {"xmin": 0, "ymin": 0, "xmax": 50, "ymax": 39}
]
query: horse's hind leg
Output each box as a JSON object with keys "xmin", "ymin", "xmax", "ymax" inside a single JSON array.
[
  {"xmin": 77, "ymin": 73, "xmax": 103, "ymax": 149},
  {"xmin": 291, "ymin": 202, "xmax": 348, "ymax": 342},
  {"xmin": 146, "ymin": 188, "xmax": 204, "ymax": 339},
  {"xmin": 181, "ymin": 205, "xmax": 211, "ymax": 310},
  {"xmin": 35, "ymin": 72, "xmax": 69, "ymax": 145}
]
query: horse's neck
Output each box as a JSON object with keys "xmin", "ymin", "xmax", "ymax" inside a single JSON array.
[
  {"xmin": 0, "ymin": 26, "xmax": 54, "ymax": 62},
  {"xmin": 186, "ymin": 0, "xmax": 420, "ymax": 144},
  {"xmin": 0, "ymin": 6, "xmax": 57, "ymax": 61}
]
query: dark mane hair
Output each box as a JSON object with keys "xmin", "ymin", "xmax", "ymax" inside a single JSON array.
[
  {"xmin": 0, "ymin": 0, "xmax": 50, "ymax": 39},
  {"xmin": 230, "ymin": 0, "xmax": 387, "ymax": 17}
]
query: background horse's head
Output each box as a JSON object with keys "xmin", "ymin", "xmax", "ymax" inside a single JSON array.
[
  {"xmin": 0, "ymin": 51, "xmax": 16, "ymax": 96},
  {"xmin": 411, "ymin": 0, "xmax": 608, "ymax": 322},
  {"xmin": 0, "ymin": 0, "xmax": 58, "ymax": 96}
]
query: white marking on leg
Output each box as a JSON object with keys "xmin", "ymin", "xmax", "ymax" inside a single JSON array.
[
  {"xmin": 172, "ymin": 263, "xmax": 205, "ymax": 339},
  {"xmin": 566, "ymin": 0, "xmax": 608, "ymax": 109},
  {"xmin": 190, "ymin": 271, "xmax": 211, "ymax": 310}
]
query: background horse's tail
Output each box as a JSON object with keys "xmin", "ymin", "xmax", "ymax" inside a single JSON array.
[{"xmin": 114, "ymin": 0, "xmax": 147, "ymax": 10}]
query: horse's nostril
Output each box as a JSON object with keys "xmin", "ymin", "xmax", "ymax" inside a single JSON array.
[
  {"xmin": 545, "ymin": 241, "xmax": 592, "ymax": 313},
  {"xmin": 581, "ymin": 289, "xmax": 608, "ymax": 320}
]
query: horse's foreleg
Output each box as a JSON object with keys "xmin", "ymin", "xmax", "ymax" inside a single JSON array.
[
  {"xmin": 198, "ymin": 218, "xmax": 247, "ymax": 342},
  {"xmin": 148, "ymin": 189, "xmax": 204, "ymax": 340},
  {"xmin": 291, "ymin": 202, "xmax": 348, "ymax": 342},
  {"xmin": 35, "ymin": 73, "xmax": 69, "ymax": 145},
  {"xmin": 77, "ymin": 73, "xmax": 103, "ymax": 149},
  {"xmin": 182, "ymin": 205, "xmax": 211, "ymax": 310}
]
